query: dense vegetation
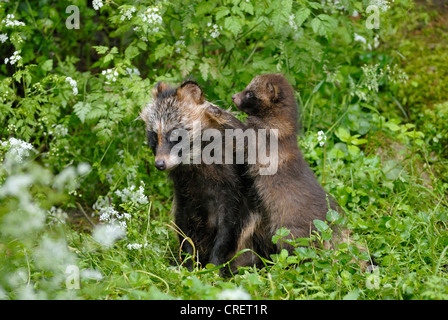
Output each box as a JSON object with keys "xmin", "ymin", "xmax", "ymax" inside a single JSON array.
[{"xmin": 1, "ymin": 0, "xmax": 447, "ymax": 300}]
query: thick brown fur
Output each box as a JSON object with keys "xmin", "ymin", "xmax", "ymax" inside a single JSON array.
[
  {"xmin": 232, "ymin": 74, "xmax": 342, "ymax": 254},
  {"xmin": 140, "ymin": 81, "xmax": 266, "ymax": 274}
]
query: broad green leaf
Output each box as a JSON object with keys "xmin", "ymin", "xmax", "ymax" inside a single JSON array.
[
  {"xmin": 296, "ymin": 7, "xmax": 311, "ymax": 27},
  {"xmin": 313, "ymin": 219, "xmax": 329, "ymax": 232},
  {"xmin": 41, "ymin": 59, "xmax": 53, "ymax": 72},
  {"xmin": 199, "ymin": 61, "xmax": 210, "ymax": 81},
  {"xmin": 73, "ymin": 102, "xmax": 92, "ymax": 123},
  {"xmin": 216, "ymin": 7, "xmax": 230, "ymax": 20},
  {"xmin": 335, "ymin": 127, "xmax": 351, "ymax": 142},
  {"xmin": 224, "ymin": 16, "xmax": 242, "ymax": 36}
]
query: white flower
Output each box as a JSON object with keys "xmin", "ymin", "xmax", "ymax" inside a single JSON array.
[
  {"xmin": 354, "ymin": 33, "xmax": 367, "ymax": 44},
  {"xmin": 0, "ymin": 173, "xmax": 33, "ymax": 197},
  {"xmin": 115, "ymin": 183, "xmax": 149, "ymax": 205},
  {"xmin": 120, "ymin": 6, "xmax": 136, "ymax": 21},
  {"xmin": 141, "ymin": 7, "xmax": 163, "ymax": 34},
  {"xmin": 47, "ymin": 206, "xmax": 69, "ymax": 225},
  {"xmin": 4, "ymin": 51, "xmax": 21, "ymax": 65},
  {"xmin": 2, "ymin": 137, "xmax": 34, "ymax": 163},
  {"xmin": 92, "ymin": 223, "xmax": 126, "ymax": 248},
  {"xmin": 218, "ymin": 288, "xmax": 251, "ymax": 300},
  {"xmin": 174, "ymin": 40, "xmax": 185, "ymax": 53},
  {"xmin": 81, "ymin": 269, "xmax": 103, "ymax": 281},
  {"xmin": 125, "ymin": 67, "xmax": 141, "ymax": 77},
  {"xmin": 1, "ymin": 14, "xmax": 25, "ymax": 27},
  {"xmin": 317, "ymin": 131, "xmax": 327, "ymax": 147},
  {"xmin": 92, "ymin": 0, "xmax": 103, "ymax": 11},
  {"xmin": 102, "ymin": 68, "xmax": 119, "ymax": 84},
  {"xmin": 369, "ymin": 0, "xmax": 391, "ymax": 12},
  {"xmin": 34, "ymin": 237, "xmax": 76, "ymax": 272},
  {"xmin": 0, "ymin": 33, "xmax": 8, "ymax": 43},
  {"xmin": 93, "ymin": 195, "xmax": 131, "ymax": 232},
  {"xmin": 126, "ymin": 243, "xmax": 143, "ymax": 250},
  {"xmin": 65, "ymin": 76, "xmax": 78, "ymax": 95},
  {"xmin": 209, "ymin": 23, "xmax": 222, "ymax": 39},
  {"xmin": 288, "ymin": 14, "xmax": 298, "ymax": 31}
]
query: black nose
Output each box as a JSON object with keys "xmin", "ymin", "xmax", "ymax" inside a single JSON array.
[
  {"xmin": 155, "ymin": 160, "xmax": 166, "ymax": 171},
  {"xmin": 231, "ymin": 95, "xmax": 236, "ymax": 101}
]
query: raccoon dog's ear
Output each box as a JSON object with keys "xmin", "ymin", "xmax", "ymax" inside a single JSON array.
[
  {"xmin": 266, "ymin": 82, "xmax": 279, "ymax": 102},
  {"xmin": 152, "ymin": 81, "xmax": 169, "ymax": 97},
  {"xmin": 177, "ymin": 81, "xmax": 205, "ymax": 105}
]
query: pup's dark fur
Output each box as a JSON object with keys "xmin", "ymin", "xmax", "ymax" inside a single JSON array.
[
  {"xmin": 232, "ymin": 73, "xmax": 339, "ymax": 254},
  {"xmin": 141, "ymin": 81, "xmax": 261, "ymax": 273}
]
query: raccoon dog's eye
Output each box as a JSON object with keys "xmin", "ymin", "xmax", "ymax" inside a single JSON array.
[
  {"xmin": 169, "ymin": 129, "xmax": 183, "ymax": 142},
  {"xmin": 246, "ymin": 91, "xmax": 254, "ymax": 99}
]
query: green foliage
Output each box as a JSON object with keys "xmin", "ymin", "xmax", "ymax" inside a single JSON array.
[{"xmin": 0, "ymin": 0, "xmax": 447, "ymax": 300}]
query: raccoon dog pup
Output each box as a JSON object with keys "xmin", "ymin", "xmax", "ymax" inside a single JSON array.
[
  {"xmin": 140, "ymin": 80, "xmax": 256, "ymax": 272},
  {"xmin": 232, "ymin": 73, "xmax": 340, "ymax": 254}
]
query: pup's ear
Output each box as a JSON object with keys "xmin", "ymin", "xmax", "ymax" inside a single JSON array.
[
  {"xmin": 152, "ymin": 81, "xmax": 169, "ymax": 98},
  {"xmin": 266, "ymin": 82, "xmax": 278, "ymax": 101},
  {"xmin": 177, "ymin": 80, "xmax": 205, "ymax": 105}
]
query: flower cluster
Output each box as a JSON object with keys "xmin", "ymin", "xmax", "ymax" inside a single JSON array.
[
  {"xmin": 207, "ymin": 22, "xmax": 222, "ymax": 38},
  {"xmin": 0, "ymin": 34, "xmax": 8, "ymax": 43},
  {"xmin": 218, "ymin": 287, "xmax": 251, "ymax": 300},
  {"xmin": 126, "ymin": 242, "xmax": 148, "ymax": 250},
  {"xmin": 92, "ymin": 224, "xmax": 126, "ymax": 248},
  {"xmin": 317, "ymin": 131, "xmax": 327, "ymax": 147},
  {"xmin": 114, "ymin": 183, "xmax": 149, "ymax": 206},
  {"xmin": 65, "ymin": 77, "xmax": 78, "ymax": 95},
  {"xmin": 369, "ymin": 0, "xmax": 392, "ymax": 12},
  {"xmin": 92, "ymin": 0, "xmax": 104, "ymax": 11},
  {"xmin": 385, "ymin": 64, "xmax": 409, "ymax": 84},
  {"xmin": 4, "ymin": 51, "xmax": 21, "ymax": 65},
  {"xmin": 102, "ymin": 68, "xmax": 119, "ymax": 84},
  {"xmin": 141, "ymin": 7, "xmax": 163, "ymax": 33},
  {"xmin": 361, "ymin": 63, "xmax": 382, "ymax": 92},
  {"xmin": 49, "ymin": 124, "xmax": 69, "ymax": 137},
  {"xmin": 288, "ymin": 14, "xmax": 298, "ymax": 32},
  {"xmin": 174, "ymin": 36, "xmax": 186, "ymax": 53},
  {"xmin": 120, "ymin": 6, "xmax": 136, "ymax": 21},
  {"xmin": 1, "ymin": 137, "xmax": 34, "ymax": 163},
  {"xmin": 47, "ymin": 206, "xmax": 69, "ymax": 225},
  {"xmin": 125, "ymin": 67, "xmax": 141, "ymax": 78},
  {"xmin": 1, "ymin": 14, "xmax": 25, "ymax": 27},
  {"xmin": 354, "ymin": 33, "xmax": 380, "ymax": 51},
  {"xmin": 93, "ymin": 196, "xmax": 130, "ymax": 231}
]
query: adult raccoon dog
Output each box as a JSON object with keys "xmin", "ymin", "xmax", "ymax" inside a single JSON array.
[
  {"xmin": 140, "ymin": 80, "xmax": 258, "ymax": 273},
  {"xmin": 232, "ymin": 73, "xmax": 340, "ymax": 254}
]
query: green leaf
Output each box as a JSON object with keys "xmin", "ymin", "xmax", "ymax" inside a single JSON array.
[
  {"xmin": 41, "ymin": 59, "xmax": 53, "ymax": 72},
  {"xmin": 272, "ymin": 227, "xmax": 290, "ymax": 244},
  {"xmin": 343, "ymin": 289, "xmax": 360, "ymax": 300},
  {"xmin": 311, "ymin": 14, "xmax": 337, "ymax": 38},
  {"xmin": 313, "ymin": 219, "xmax": 329, "ymax": 233},
  {"xmin": 347, "ymin": 145, "xmax": 360, "ymax": 156},
  {"xmin": 240, "ymin": 1, "xmax": 254, "ymax": 15},
  {"xmin": 270, "ymin": 0, "xmax": 292, "ymax": 33},
  {"xmin": 73, "ymin": 102, "xmax": 92, "ymax": 123},
  {"xmin": 326, "ymin": 209, "xmax": 341, "ymax": 223},
  {"xmin": 335, "ymin": 127, "xmax": 351, "ymax": 142},
  {"xmin": 199, "ymin": 61, "xmax": 210, "ymax": 81},
  {"xmin": 216, "ymin": 7, "xmax": 230, "ymax": 20},
  {"xmin": 155, "ymin": 43, "xmax": 173, "ymax": 60},
  {"xmin": 224, "ymin": 16, "xmax": 242, "ymax": 36},
  {"xmin": 93, "ymin": 46, "xmax": 109, "ymax": 54},
  {"xmin": 125, "ymin": 45, "xmax": 140, "ymax": 60},
  {"xmin": 295, "ymin": 7, "xmax": 311, "ymax": 27}
]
